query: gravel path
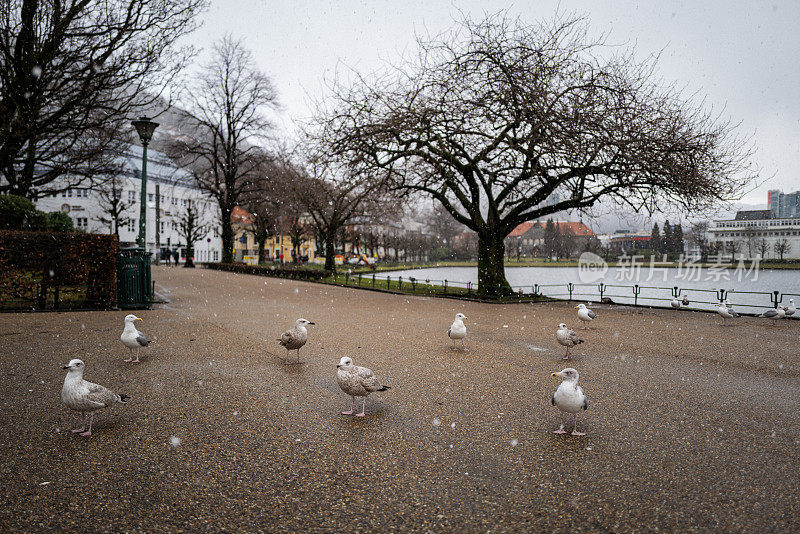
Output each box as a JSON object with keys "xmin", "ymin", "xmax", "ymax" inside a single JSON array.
[{"xmin": 1, "ymin": 266, "xmax": 798, "ymax": 532}]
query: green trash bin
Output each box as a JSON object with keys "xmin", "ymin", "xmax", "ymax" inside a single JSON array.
[{"xmin": 116, "ymin": 247, "xmax": 152, "ymax": 309}]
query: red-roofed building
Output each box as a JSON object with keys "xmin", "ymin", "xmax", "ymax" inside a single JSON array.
[{"xmin": 505, "ymin": 220, "xmax": 597, "ymax": 259}]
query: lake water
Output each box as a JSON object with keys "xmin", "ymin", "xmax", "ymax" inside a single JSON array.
[{"xmin": 373, "ymin": 265, "xmax": 800, "ymax": 314}]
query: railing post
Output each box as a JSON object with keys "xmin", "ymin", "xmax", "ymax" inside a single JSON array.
[
  {"xmin": 467, "ymin": 281, "xmax": 472, "ymax": 293},
  {"xmin": 716, "ymin": 289, "xmax": 727, "ymax": 303},
  {"xmin": 672, "ymin": 286, "xmax": 680, "ymax": 298},
  {"xmin": 410, "ymin": 278, "xmax": 416, "ymax": 291},
  {"xmin": 772, "ymin": 290, "xmax": 781, "ymax": 308},
  {"xmin": 443, "ymin": 279, "xmax": 448, "ymax": 293},
  {"xmin": 598, "ymin": 282, "xmax": 605, "ymax": 301},
  {"xmin": 398, "ymin": 276, "xmax": 402, "ymax": 290},
  {"xmin": 358, "ymin": 273, "xmax": 362, "ymax": 286},
  {"xmin": 372, "ymin": 274, "xmax": 376, "ymax": 288},
  {"xmin": 534, "ymin": 283, "xmax": 539, "ymax": 296},
  {"xmin": 633, "ymin": 284, "xmax": 641, "ymax": 305},
  {"xmin": 567, "ymin": 283, "xmax": 574, "ymax": 301}
]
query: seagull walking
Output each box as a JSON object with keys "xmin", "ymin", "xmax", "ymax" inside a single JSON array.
[
  {"xmin": 447, "ymin": 313, "xmax": 467, "ymax": 349},
  {"xmin": 120, "ymin": 314, "xmax": 153, "ymax": 363},
  {"xmin": 336, "ymin": 356, "xmax": 390, "ymax": 417},
  {"xmin": 575, "ymin": 304, "xmax": 597, "ymax": 329},
  {"xmin": 61, "ymin": 359, "xmax": 129, "ymax": 437},
  {"xmin": 760, "ymin": 307, "xmax": 786, "ymax": 326},
  {"xmin": 278, "ymin": 318, "xmax": 314, "ymax": 364},
  {"xmin": 551, "ymin": 368, "xmax": 589, "ymax": 436},
  {"xmin": 556, "ymin": 323, "xmax": 583, "ymax": 359},
  {"xmin": 716, "ymin": 303, "xmax": 738, "ymax": 325}
]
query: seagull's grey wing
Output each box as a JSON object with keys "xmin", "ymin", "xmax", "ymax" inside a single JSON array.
[
  {"xmin": 279, "ymin": 330, "xmax": 295, "ymax": 346},
  {"xmin": 447, "ymin": 327, "xmax": 452, "ymax": 338},
  {"xmin": 583, "ymin": 397, "xmax": 589, "ymax": 411},
  {"xmin": 587, "ymin": 310, "xmax": 597, "ymax": 319},
  {"xmin": 357, "ymin": 366, "xmax": 384, "ymax": 392},
  {"xmin": 551, "ymin": 394, "xmax": 556, "ymax": 406},
  {"xmin": 135, "ymin": 332, "xmax": 151, "ymax": 346},
  {"xmin": 730, "ymin": 310, "xmax": 740, "ymax": 318},
  {"xmin": 568, "ymin": 330, "xmax": 582, "ymax": 344},
  {"xmin": 761, "ymin": 309, "xmax": 778, "ymax": 318},
  {"xmin": 85, "ymin": 381, "xmax": 118, "ymax": 407}
]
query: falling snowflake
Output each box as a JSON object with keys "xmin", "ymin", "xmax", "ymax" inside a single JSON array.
[{"xmin": 168, "ymin": 436, "xmax": 181, "ymax": 448}]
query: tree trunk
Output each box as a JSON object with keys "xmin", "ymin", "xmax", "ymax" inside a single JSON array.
[
  {"xmin": 477, "ymin": 231, "xmax": 512, "ymax": 296},
  {"xmin": 324, "ymin": 231, "xmax": 336, "ymax": 273},
  {"xmin": 220, "ymin": 209, "xmax": 234, "ymax": 263},
  {"xmin": 184, "ymin": 244, "xmax": 195, "ymax": 268},
  {"xmin": 257, "ymin": 239, "xmax": 266, "ymax": 264}
]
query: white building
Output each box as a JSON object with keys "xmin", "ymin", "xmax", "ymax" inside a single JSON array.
[
  {"xmin": 33, "ymin": 145, "xmax": 222, "ymax": 262},
  {"xmin": 708, "ymin": 210, "xmax": 800, "ymax": 260}
]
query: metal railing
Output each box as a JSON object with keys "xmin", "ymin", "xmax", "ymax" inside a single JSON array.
[{"xmin": 329, "ymin": 272, "xmax": 798, "ymax": 316}]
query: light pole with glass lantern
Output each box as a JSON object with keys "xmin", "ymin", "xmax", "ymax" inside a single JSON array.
[{"xmin": 131, "ymin": 117, "xmax": 159, "ymax": 248}]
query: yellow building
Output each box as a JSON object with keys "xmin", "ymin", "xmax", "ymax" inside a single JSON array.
[{"xmin": 231, "ymin": 206, "xmax": 316, "ymax": 264}]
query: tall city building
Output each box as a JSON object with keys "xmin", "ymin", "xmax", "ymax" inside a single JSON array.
[{"xmin": 768, "ymin": 189, "xmax": 800, "ymax": 218}]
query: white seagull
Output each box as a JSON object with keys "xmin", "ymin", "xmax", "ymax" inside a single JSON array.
[
  {"xmin": 61, "ymin": 359, "xmax": 129, "ymax": 437},
  {"xmin": 336, "ymin": 356, "xmax": 390, "ymax": 417},
  {"xmin": 447, "ymin": 313, "xmax": 467, "ymax": 349},
  {"xmin": 716, "ymin": 303, "xmax": 738, "ymax": 325},
  {"xmin": 120, "ymin": 314, "xmax": 153, "ymax": 363},
  {"xmin": 556, "ymin": 323, "xmax": 583, "ymax": 359},
  {"xmin": 575, "ymin": 303, "xmax": 597, "ymax": 328},
  {"xmin": 760, "ymin": 307, "xmax": 786, "ymax": 326},
  {"xmin": 785, "ymin": 299, "xmax": 795, "ymax": 318},
  {"xmin": 551, "ymin": 368, "xmax": 589, "ymax": 436},
  {"xmin": 670, "ymin": 298, "xmax": 681, "ymax": 309},
  {"xmin": 278, "ymin": 318, "xmax": 314, "ymax": 364}
]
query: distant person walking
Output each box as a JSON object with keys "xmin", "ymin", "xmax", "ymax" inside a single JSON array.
[
  {"xmin": 163, "ymin": 249, "xmax": 171, "ymax": 266},
  {"xmin": 172, "ymin": 249, "xmax": 179, "ymax": 266}
]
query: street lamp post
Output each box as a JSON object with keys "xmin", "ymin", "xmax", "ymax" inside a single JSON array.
[{"xmin": 131, "ymin": 116, "xmax": 159, "ymax": 249}]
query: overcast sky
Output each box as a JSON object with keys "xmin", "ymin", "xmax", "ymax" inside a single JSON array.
[{"xmin": 186, "ymin": 0, "xmax": 799, "ymax": 206}]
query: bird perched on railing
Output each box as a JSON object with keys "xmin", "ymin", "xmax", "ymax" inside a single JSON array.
[
  {"xmin": 61, "ymin": 359, "xmax": 129, "ymax": 438},
  {"xmin": 120, "ymin": 314, "xmax": 153, "ymax": 363},
  {"xmin": 556, "ymin": 323, "xmax": 583, "ymax": 359},
  {"xmin": 575, "ymin": 303, "xmax": 597, "ymax": 329},
  {"xmin": 551, "ymin": 368, "xmax": 589, "ymax": 436},
  {"xmin": 447, "ymin": 313, "xmax": 467, "ymax": 349},
  {"xmin": 336, "ymin": 356, "xmax": 390, "ymax": 417},
  {"xmin": 278, "ymin": 318, "xmax": 314, "ymax": 364}
]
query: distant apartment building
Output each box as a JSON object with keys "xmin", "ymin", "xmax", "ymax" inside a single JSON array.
[
  {"xmin": 768, "ymin": 189, "xmax": 800, "ymax": 218},
  {"xmin": 31, "ymin": 145, "xmax": 223, "ymax": 262},
  {"xmin": 230, "ymin": 206, "xmax": 316, "ymax": 264},
  {"xmin": 708, "ymin": 209, "xmax": 800, "ymax": 259}
]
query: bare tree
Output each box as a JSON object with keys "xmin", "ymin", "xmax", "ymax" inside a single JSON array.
[
  {"xmin": 312, "ymin": 13, "xmax": 755, "ymax": 294},
  {"xmin": 0, "ymin": 0, "xmax": 207, "ymax": 199},
  {"xmin": 166, "ymin": 36, "xmax": 278, "ymax": 263},
  {"xmin": 240, "ymin": 157, "xmax": 293, "ymax": 264},
  {"xmin": 94, "ymin": 174, "xmax": 133, "ymax": 238},
  {"xmin": 177, "ymin": 199, "xmax": 207, "ymax": 267},
  {"xmin": 756, "ymin": 238, "xmax": 770, "ymax": 260},
  {"xmin": 774, "ymin": 238, "xmax": 791, "ymax": 261},
  {"xmin": 288, "ymin": 153, "xmax": 398, "ymax": 272}
]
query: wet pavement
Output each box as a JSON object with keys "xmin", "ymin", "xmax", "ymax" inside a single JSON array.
[{"xmin": 1, "ymin": 266, "xmax": 798, "ymax": 532}]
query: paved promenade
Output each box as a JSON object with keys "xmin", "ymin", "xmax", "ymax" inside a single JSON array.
[{"xmin": 1, "ymin": 266, "xmax": 798, "ymax": 532}]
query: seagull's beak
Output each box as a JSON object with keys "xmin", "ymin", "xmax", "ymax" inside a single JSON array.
[
  {"xmin": 309, "ymin": 322, "xmax": 315, "ymax": 325},
  {"xmin": 135, "ymin": 317, "xmax": 142, "ymax": 321},
  {"xmin": 573, "ymin": 305, "xmax": 579, "ymax": 309},
  {"xmin": 62, "ymin": 365, "xmax": 70, "ymax": 369},
  {"xmin": 552, "ymin": 372, "xmax": 562, "ymax": 378},
  {"xmin": 336, "ymin": 364, "xmax": 341, "ymax": 369}
]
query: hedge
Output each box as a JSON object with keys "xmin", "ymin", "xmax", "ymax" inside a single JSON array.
[
  {"xmin": 201, "ymin": 262, "xmax": 331, "ymax": 280},
  {"xmin": 0, "ymin": 231, "xmax": 118, "ymax": 309}
]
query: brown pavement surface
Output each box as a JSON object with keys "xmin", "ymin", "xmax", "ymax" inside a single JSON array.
[{"xmin": 1, "ymin": 265, "xmax": 799, "ymax": 532}]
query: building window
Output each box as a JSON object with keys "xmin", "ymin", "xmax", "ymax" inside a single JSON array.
[
  {"xmin": 128, "ymin": 190, "xmax": 136, "ymax": 203},
  {"xmin": 213, "ymin": 250, "xmax": 219, "ymax": 261},
  {"xmin": 213, "ymin": 227, "xmax": 219, "ymax": 238},
  {"xmin": 75, "ymin": 217, "xmax": 88, "ymax": 229},
  {"xmin": 148, "ymin": 193, "xmax": 154, "ymax": 201},
  {"xmin": 128, "ymin": 219, "xmax": 136, "ymax": 232},
  {"xmin": 172, "ymin": 197, "xmax": 177, "ymax": 205},
  {"xmin": 160, "ymin": 221, "xmax": 165, "ymax": 233},
  {"xmin": 160, "ymin": 194, "xmax": 165, "ymax": 203},
  {"xmin": 172, "ymin": 221, "xmax": 177, "ymax": 231}
]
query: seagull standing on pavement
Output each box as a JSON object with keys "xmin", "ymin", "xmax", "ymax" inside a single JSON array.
[
  {"xmin": 785, "ymin": 299, "xmax": 795, "ymax": 318},
  {"xmin": 120, "ymin": 314, "xmax": 153, "ymax": 363},
  {"xmin": 61, "ymin": 359, "xmax": 129, "ymax": 437},
  {"xmin": 556, "ymin": 323, "xmax": 583, "ymax": 359},
  {"xmin": 336, "ymin": 356, "xmax": 390, "ymax": 417},
  {"xmin": 575, "ymin": 304, "xmax": 597, "ymax": 329},
  {"xmin": 760, "ymin": 307, "xmax": 786, "ymax": 326},
  {"xmin": 551, "ymin": 368, "xmax": 589, "ymax": 436},
  {"xmin": 447, "ymin": 313, "xmax": 467, "ymax": 349},
  {"xmin": 670, "ymin": 298, "xmax": 681, "ymax": 309},
  {"xmin": 278, "ymin": 318, "xmax": 314, "ymax": 364},
  {"xmin": 716, "ymin": 303, "xmax": 738, "ymax": 325}
]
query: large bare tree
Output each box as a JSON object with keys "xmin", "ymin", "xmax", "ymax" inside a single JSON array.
[
  {"xmin": 312, "ymin": 14, "xmax": 756, "ymax": 294},
  {"xmin": 0, "ymin": 0, "xmax": 207, "ymax": 199},
  {"xmin": 166, "ymin": 36, "xmax": 278, "ymax": 263}
]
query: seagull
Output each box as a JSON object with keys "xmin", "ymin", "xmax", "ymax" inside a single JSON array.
[
  {"xmin": 716, "ymin": 303, "xmax": 738, "ymax": 325},
  {"xmin": 447, "ymin": 313, "xmax": 467, "ymax": 349},
  {"xmin": 551, "ymin": 368, "xmax": 589, "ymax": 436},
  {"xmin": 760, "ymin": 307, "xmax": 786, "ymax": 326},
  {"xmin": 785, "ymin": 299, "xmax": 795, "ymax": 318},
  {"xmin": 670, "ymin": 298, "xmax": 681, "ymax": 309},
  {"xmin": 574, "ymin": 304, "xmax": 597, "ymax": 329},
  {"xmin": 120, "ymin": 314, "xmax": 153, "ymax": 363},
  {"xmin": 556, "ymin": 323, "xmax": 583, "ymax": 359},
  {"xmin": 724, "ymin": 300, "xmax": 740, "ymax": 318},
  {"xmin": 682, "ymin": 295, "xmax": 690, "ymax": 306},
  {"xmin": 278, "ymin": 318, "xmax": 314, "ymax": 364},
  {"xmin": 336, "ymin": 356, "xmax": 390, "ymax": 417},
  {"xmin": 61, "ymin": 359, "xmax": 129, "ymax": 437}
]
